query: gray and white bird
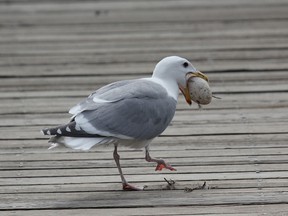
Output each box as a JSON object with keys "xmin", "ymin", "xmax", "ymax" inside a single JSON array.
[{"xmin": 41, "ymin": 56, "xmax": 208, "ymax": 190}]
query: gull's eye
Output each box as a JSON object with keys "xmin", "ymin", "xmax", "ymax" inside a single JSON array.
[{"xmin": 183, "ymin": 62, "xmax": 189, "ymax": 68}]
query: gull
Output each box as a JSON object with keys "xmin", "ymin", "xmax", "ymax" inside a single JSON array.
[{"xmin": 41, "ymin": 56, "xmax": 208, "ymax": 190}]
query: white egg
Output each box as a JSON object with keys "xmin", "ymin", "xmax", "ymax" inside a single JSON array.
[{"xmin": 188, "ymin": 77, "xmax": 212, "ymax": 105}]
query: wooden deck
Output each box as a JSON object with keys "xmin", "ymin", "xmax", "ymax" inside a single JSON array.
[{"xmin": 1, "ymin": 0, "xmax": 288, "ymax": 215}]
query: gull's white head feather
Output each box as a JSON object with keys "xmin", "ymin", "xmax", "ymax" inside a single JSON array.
[
  {"xmin": 151, "ymin": 56, "xmax": 197, "ymax": 102},
  {"xmin": 152, "ymin": 56, "xmax": 197, "ymax": 87}
]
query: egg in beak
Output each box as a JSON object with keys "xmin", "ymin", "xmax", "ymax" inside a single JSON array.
[{"xmin": 179, "ymin": 71, "xmax": 209, "ymax": 105}]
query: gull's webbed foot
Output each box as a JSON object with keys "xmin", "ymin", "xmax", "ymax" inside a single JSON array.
[{"xmin": 122, "ymin": 183, "xmax": 144, "ymax": 191}]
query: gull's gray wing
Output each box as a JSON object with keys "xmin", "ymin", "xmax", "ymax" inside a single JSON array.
[
  {"xmin": 69, "ymin": 80, "xmax": 134, "ymax": 115},
  {"xmin": 42, "ymin": 79, "xmax": 177, "ymax": 140},
  {"xmin": 71, "ymin": 79, "xmax": 177, "ymax": 140}
]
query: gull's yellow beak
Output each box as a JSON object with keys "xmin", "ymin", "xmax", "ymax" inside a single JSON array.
[
  {"xmin": 180, "ymin": 71, "xmax": 209, "ymax": 105},
  {"xmin": 179, "ymin": 84, "xmax": 192, "ymax": 105},
  {"xmin": 186, "ymin": 71, "xmax": 209, "ymax": 82}
]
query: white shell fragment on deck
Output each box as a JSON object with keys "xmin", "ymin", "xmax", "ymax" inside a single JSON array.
[{"xmin": 188, "ymin": 77, "xmax": 212, "ymax": 105}]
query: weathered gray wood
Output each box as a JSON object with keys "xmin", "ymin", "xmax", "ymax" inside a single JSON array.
[
  {"xmin": 1, "ymin": 178, "xmax": 287, "ymax": 195},
  {"xmin": 1, "ymin": 132, "xmax": 287, "ymax": 149},
  {"xmin": 1, "ymin": 72, "xmax": 288, "ymax": 88},
  {"xmin": 1, "ymin": 171, "xmax": 288, "ymax": 187},
  {"xmin": 1, "ymin": 92, "xmax": 288, "ymax": 116},
  {"xmin": 0, "ymin": 0, "xmax": 288, "ymax": 215},
  {"xmin": 2, "ymin": 204, "xmax": 288, "ymax": 216},
  {"xmin": 1, "ymin": 163, "xmax": 287, "ymax": 179},
  {"xmin": 1, "ymin": 49, "xmax": 288, "ymax": 67},
  {"xmin": 1, "ymin": 4, "xmax": 287, "ymax": 24},
  {"xmin": 1, "ymin": 107, "xmax": 288, "ymax": 127},
  {"xmin": 1, "ymin": 146, "xmax": 288, "ymax": 161},
  {"xmin": 1, "ymin": 155, "xmax": 287, "ymax": 171},
  {"xmin": 2, "ymin": 205, "xmax": 288, "ymax": 216},
  {"xmin": 0, "ymin": 123, "xmax": 287, "ymax": 140},
  {"xmin": 1, "ymin": 189, "xmax": 288, "ymax": 210}
]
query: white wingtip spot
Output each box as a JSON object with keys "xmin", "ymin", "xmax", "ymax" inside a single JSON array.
[
  {"xmin": 57, "ymin": 128, "xmax": 62, "ymax": 134},
  {"xmin": 47, "ymin": 130, "xmax": 51, "ymax": 135},
  {"xmin": 75, "ymin": 124, "xmax": 81, "ymax": 131},
  {"xmin": 48, "ymin": 143, "xmax": 59, "ymax": 150},
  {"xmin": 66, "ymin": 126, "xmax": 71, "ymax": 132},
  {"xmin": 40, "ymin": 130, "xmax": 45, "ymax": 135}
]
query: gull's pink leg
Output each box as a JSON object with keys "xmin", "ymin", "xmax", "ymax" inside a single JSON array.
[
  {"xmin": 113, "ymin": 145, "xmax": 143, "ymax": 191},
  {"xmin": 145, "ymin": 146, "xmax": 176, "ymax": 171}
]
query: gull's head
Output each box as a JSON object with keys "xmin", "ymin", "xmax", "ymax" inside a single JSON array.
[{"xmin": 152, "ymin": 56, "xmax": 208, "ymax": 105}]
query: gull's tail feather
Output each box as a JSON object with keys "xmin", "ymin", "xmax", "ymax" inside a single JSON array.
[
  {"xmin": 41, "ymin": 122, "xmax": 115, "ymax": 151},
  {"xmin": 41, "ymin": 121, "xmax": 97, "ymax": 137},
  {"xmin": 48, "ymin": 136, "xmax": 115, "ymax": 151}
]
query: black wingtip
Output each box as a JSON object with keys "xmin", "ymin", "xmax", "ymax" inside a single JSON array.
[{"xmin": 41, "ymin": 128, "xmax": 51, "ymax": 135}]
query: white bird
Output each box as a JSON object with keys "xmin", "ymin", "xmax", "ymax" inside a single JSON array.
[{"xmin": 41, "ymin": 56, "xmax": 208, "ymax": 190}]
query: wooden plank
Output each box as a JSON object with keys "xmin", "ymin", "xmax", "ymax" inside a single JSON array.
[
  {"xmin": 1, "ymin": 133, "xmax": 287, "ymax": 149},
  {"xmin": 0, "ymin": 85, "xmax": 286, "ymax": 99},
  {"xmin": 1, "ymin": 0, "xmax": 288, "ymax": 11},
  {"xmin": 1, "ymin": 92, "xmax": 287, "ymax": 115},
  {"xmin": 0, "ymin": 123, "xmax": 287, "ymax": 140},
  {"xmin": 1, "ymin": 40, "xmax": 288, "ymax": 57},
  {"xmin": 1, "ymin": 146, "xmax": 288, "ymax": 162},
  {"xmin": 0, "ymin": 148, "xmax": 287, "ymax": 169},
  {"xmin": 0, "ymin": 0, "xmax": 288, "ymax": 214},
  {"xmin": 1, "ymin": 61, "xmax": 288, "ymax": 80},
  {"xmin": 1, "ymin": 49, "xmax": 288, "ymax": 67},
  {"xmin": 1, "ymin": 75, "xmax": 288, "ymax": 92},
  {"xmin": 2, "ymin": 205, "xmax": 287, "ymax": 216},
  {"xmin": 0, "ymin": 153, "xmax": 287, "ymax": 170},
  {"xmin": 1, "ymin": 170, "xmax": 287, "ymax": 186},
  {"xmin": 1, "ymin": 22, "xmax": 288, "ymax": 46},
  {"xmin": 2, "ymin": 106, "xmax": 288, "ymax": 126},
  {"xmin": 0, "ymin": 3, "xmax": 287, "ymax": 25},
  {"xmin": 1, "ymin": 189, "xmax": 288, "ymax": 210},
  {"xmin": 2, "ymin": 204, "xmax": 288, "ymax": 216},
  {"xmin": 1, "ymin": 162, "xmax": 287, "ymax": 178},
  {"xmin": 1, "ymin": 178, "xmax": 287, "ymax": 194}
]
